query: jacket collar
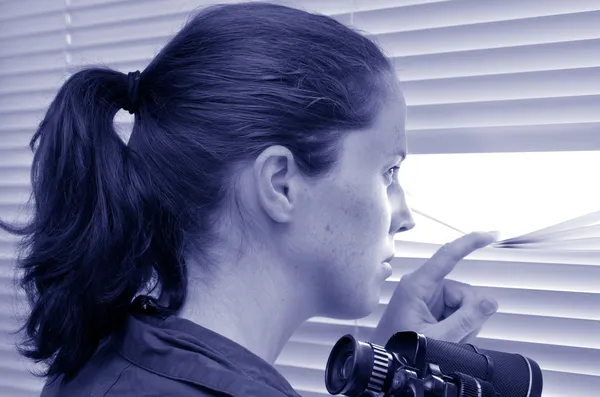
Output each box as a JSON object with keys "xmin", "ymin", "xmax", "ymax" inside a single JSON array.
[{"xmin": 112, "ymin": 299, "xmax": 302, "ymax": 397}]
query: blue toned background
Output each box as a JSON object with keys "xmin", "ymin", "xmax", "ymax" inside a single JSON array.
[{"xmin": 1, "ymin": 1, "xmax": 600, "ymax": 396}]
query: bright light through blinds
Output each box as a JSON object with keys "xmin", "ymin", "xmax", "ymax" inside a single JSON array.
[{"xmin": 398, "ymin": 151, "xmax": 600, "ymax": 244}]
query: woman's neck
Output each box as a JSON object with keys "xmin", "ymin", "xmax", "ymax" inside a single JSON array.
[{"xmin": 177, "ymin": 252, "xmax": 316, "ymax": 365}]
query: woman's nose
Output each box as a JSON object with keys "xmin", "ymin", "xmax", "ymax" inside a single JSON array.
[
  {"xmin": 390, "ymin": 185, "xmax": 416, "ymax": 234},
  {"xmin": 394, "ymin": 208, "xmax": 416, "ymax": 234}
]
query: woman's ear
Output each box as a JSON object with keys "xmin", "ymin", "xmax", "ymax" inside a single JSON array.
[{"xmin": 253, "ymin": 145, "xmax": 302, "ymax": 223}]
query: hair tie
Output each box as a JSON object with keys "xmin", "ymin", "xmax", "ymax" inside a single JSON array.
[{"xmin": 123, "ymin": 70, "xmax": 141, "ymax": 114}]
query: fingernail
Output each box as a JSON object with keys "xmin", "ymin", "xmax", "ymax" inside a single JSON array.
[{"xmin": 479, "ymin": 299, "xmax": 498, "ymax": 315}]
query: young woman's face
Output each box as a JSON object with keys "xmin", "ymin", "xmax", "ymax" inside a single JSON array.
[{"xmin": 286, "ymin": 84, "xmax": 415, "ymax": 319}]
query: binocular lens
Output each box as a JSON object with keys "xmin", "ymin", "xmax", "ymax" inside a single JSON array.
[
  {"xmin": 340, "ymin": 353, "xmax": 353, "ymax": 380},
  {"xmin": 325, "ymin": 335, "xmax": 391, "ymax": 396},
  {"xmin": 326, "ymin": 337, "xmax": 358, "ymax": 394}
]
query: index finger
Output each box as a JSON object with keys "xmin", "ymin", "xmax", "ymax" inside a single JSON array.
[{"xmin": 411, "ymin": 231, "xmax": 497, "ymax": 283}]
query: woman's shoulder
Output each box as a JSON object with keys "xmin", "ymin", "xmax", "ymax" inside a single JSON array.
[
  {"xmin": 39, "ymin": 340, "xmax": 224, "ymax": 397},
  {"xmin": 39, "ymin": 311, "xmax": 301, "ymax": 397}
]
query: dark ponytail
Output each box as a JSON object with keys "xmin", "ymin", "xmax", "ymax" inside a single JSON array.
[{"xmin": 1, "ymin": 67, "xmax": 185, "ymax": 381}]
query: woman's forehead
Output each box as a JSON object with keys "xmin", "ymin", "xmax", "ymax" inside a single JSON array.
[
  {"xmin": 373, "ymin": 93, "xmax": 408, "ymax": 154},
  {"xmin": 338, "ymin": 113, "xmax": 407, "ymax": 167},
  {"xmin": 330, "ymin": 88, "xmax": 408, "ymax": 171}
]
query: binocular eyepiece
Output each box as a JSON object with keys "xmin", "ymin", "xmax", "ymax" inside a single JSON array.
[{"xmin": 325, "ymin": 331, "xmax": 543, "ymax": 397}]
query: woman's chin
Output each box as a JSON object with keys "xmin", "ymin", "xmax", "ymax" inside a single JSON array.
[
  {"xmin": 339, "ymin": 294, "xmax": 381, "ymax": 320},
  {"xmin": 383, "ymin": 261, "xmax": 393, "ymax": 279}
]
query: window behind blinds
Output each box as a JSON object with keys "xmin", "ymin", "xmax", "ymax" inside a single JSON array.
[{"xmin": 1, "ymin": 1, "xmax": 599, "ymax": 396}]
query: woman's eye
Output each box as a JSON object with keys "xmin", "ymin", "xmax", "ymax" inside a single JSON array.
[{"xmin": 385, "ymin": 166, "xmax": 400, "ymax": 183}]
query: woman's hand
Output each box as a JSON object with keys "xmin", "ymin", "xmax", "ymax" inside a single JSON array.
[{"xmin": 371, "ymin": 232, "xmax": 499, "ymax": 346}]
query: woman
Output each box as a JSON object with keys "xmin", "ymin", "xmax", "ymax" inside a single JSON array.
[{"xmin": 2, "ymin": 2, "xmax": 499, "ymax": 396}]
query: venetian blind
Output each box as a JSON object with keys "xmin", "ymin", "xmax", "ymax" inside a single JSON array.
[{"xmin": 1, "ymin": 1, "xmax": 599, "ymax": 396}]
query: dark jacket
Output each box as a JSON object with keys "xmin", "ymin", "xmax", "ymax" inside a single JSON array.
[{"xmin": 40, "ymin": 298, "xmax": 303, "ymax": 396}]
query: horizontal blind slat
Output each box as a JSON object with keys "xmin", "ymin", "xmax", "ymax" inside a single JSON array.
[
  {"xmin": 69, "ymin": 0, "xmax": 251, "ymax": 29},
  {"xmin": 67, "ymin": 0, "xmax": 369, "ymax": 27},
  {"xmin": 0, "ymin": 109, "xmax": 46, "ymax": 132},
  {"xmin": 68, "ymin": 0, "xmax": 447, "ymax": 14},
  {"xmin": 0, "ymin": 70, "xmax": 66, "ymax": 96},
  {"xmin": 0, "ymin": 130, "xmax": 36, "ymax": 149},
  {"xmin": 0, "ymin": 31, "xmax": 66, "ymax": 59},
  {"xmin": 0, "ymin": 90, "xmax": 60, "ymax": 115},
  {"xmin": 0, "ymin": 0, "xmax": 63, "ymax": 21},
  {"xmin": 0, "ymin": 51, "xmax": 65, "ymax": 77},
  {"xmin": 0, "ymin": 11, "xmax": 65, "ymax": 40},
  {"xmin": 0, "ymin": 167, "xmax": 30, "ymax": 188},
  {"xmin": 68, "ymin": 40, "xmax": 161, "ymax": 69},
  {"xmin": 391, "ymin": 258, "xmax": 600, "ymax": 293},
  {"xmin": 394, "ymin": 240, "xmax": 600, "ymax": 265},
  {"xmin": 407, "ymin": 95, "xmax": 600, "ymax": 130},
  {"xmin": 381, "ymin": 284, "xmax": 600, "ymax": 321},
  {"xmin": 69, "ymin": 13, "xmax": 186, "ymax": 50},
  {"xmin": 0, "ymin": 386, "xmax": 40, "ymax": 397},
  {"xmin": 0, "ymin": 149, "xmax": 33, "ymax": 168},
  {"xmin": 375, "ymin": 11, "xmax": 600, "ymax": 57},
  {"xmin": 406, "ymin": 122, "xmax": 600, "ymax": 154},
  {"xmin": 392, "ymin": 39, "xmax": 600, "ymax": 80},
  {"xmin": 0, "ymin": 351, "xmax": 45, "ymax": 395},
  {"xmin": 353, "ymin": 0, "xmax": 600, "ymax": 35},
  {"xmin": 401, "ymin": 67, "xmax": 600, "ymax": 105}
]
